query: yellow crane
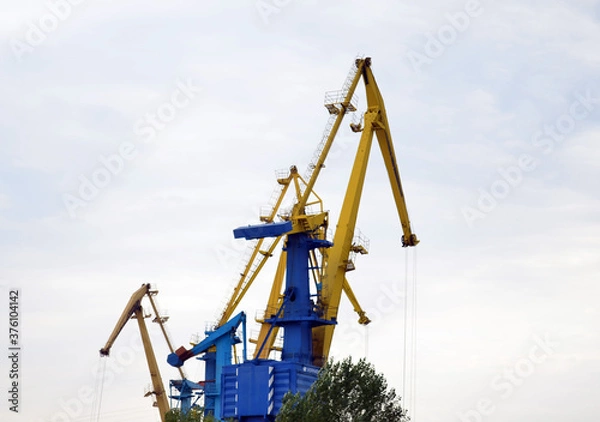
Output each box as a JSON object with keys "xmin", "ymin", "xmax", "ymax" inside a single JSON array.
[
  {"xmin": 313, "ymin": 57, "xmax": 419, "ymax": 363},
  {"xmin": 215, "ymin": 57, "xmax": 418, "ymax": 365},
  {"xmin": 99, "ymin": 283, "xmax": 183, "ymax": 422}
]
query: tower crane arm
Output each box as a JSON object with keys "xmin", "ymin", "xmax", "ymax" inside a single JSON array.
[
  {"xmin": 100, "ymin": 283, "xmax": 150, "ymax": 356},
  {"xmin": 167, "ymin": 312, "xmax": 247, "ymax": 368},
  {"xmin": 364, "ymin": 65, "xmax": 419, "ymax": 247},
  {"xmin": 313, "ymin": 57, "xmax": 419, "ymax": 363},
  {"xmin": 296, "ymin": 61, "xmax": 363, "ymax": 211}
]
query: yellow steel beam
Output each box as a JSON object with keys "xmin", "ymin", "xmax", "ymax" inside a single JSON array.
[
  {"xmin": 252, "ymin": 248, "xmax": 287, "ymax": 359},
  {"xmin": 312, "ymin": 58, "xmax": 418, "ymax": 364},
  {"xmin": 216, "ymin": 172, "xmax": 295, "ymax": 327},
  {"xmin": 312, "ymin": 104, "xmax": 377, "ymax": 363},
  {"xmin": 146, "ymin": 293, "xmax": 185, "ymax": 380},
  {"xmin": 295, "ymin": 61, "xmax": 363, "ymax": 211},
  {"xmin": 342, "ymin": 277, "xmax": 371, "ymax": 325},
  {"xmin": 134, "ymin": 307, "xmax": 170, "ymax": 421},
  {"xmin": 365, "ymin": 64, "xmax": 419, "ymax": 247},
  {"xmin": 218, "ymin": 234, "xmax": 284, "ymax": 327},
  {"xmin": 100, "ymin": 283, "xmax": 149, "ymax": 356}
]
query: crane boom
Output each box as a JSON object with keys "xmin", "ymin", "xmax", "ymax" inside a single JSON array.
[
  {"xmin": 100, "ymin": 284, "xmax": 149, "ymax": 356},
  {"xmin": 296, "ymin": 63, "xmax": 363, "ymax": 211},
  {"xmin": 312, "ymin": 58, "xmax": 418, "ymax": 363}
]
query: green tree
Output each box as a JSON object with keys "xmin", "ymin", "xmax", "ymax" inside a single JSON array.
[
  {"xmin": 165, "ymin": 407, "xmax": 219, "ymax": 422},
  {"xmin": 276, "ymin": 357, "xmax": 409, "ymax": 422}
]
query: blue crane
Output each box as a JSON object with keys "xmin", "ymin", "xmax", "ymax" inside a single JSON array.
[
  {"xmin": 216, "ymin": 220, "xmax": 335, "ymax": 420},
  {"xmin": 167, "ymin": 311, "xmax": 247, "ymax": 419}
]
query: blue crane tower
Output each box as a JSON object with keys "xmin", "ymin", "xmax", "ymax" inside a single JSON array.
[
  {"xmin": 167, "ymin": 220, "xmax": 336, "ymax": 421},
  {"xmin": 219, "ymin": 220, "xmax": 336, "ymax": 421}
]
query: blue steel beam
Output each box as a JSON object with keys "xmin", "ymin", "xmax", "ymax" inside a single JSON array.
[
  {"xmin": 167, "ymin": 312, "xmax": 246, "ymax": 367},
  {"xmin": 167, "ymin": 312, "xmax": 247, "ymax": 419},
  {"xmin": 233, "ymin": 221, "xmax": 292, "ymax": 240}
]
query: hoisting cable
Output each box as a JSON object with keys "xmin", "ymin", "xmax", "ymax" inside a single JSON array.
[
  {"xmin": 90, "ymin": 356, "xmax": 107, "ymax": 422},
  {"xmin": 402, "ymin": 248, "xmax": 409, "ymax": 409},
  {"xmin": 410, "ymin": 246, "xmax": 418, "ymax": 420},
  {"xmin": 402, "ymin": 246, "xmax": 418, "ymax": 421},
  {"xmin": 364, "ymin": 323, "xmax": 369, "ymax": 359},
  {"xmin": 89, "ymin": 357, "xmax": 101, "ymax": 421}
]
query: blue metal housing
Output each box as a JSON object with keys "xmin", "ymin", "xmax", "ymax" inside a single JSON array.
[
  {"xmin": 221, "ymin": 360, "xmax": 320, "ymax": 421},
  {"xmin": 220, "ymin": 227, "xmax": 335, "ymax": 421}
]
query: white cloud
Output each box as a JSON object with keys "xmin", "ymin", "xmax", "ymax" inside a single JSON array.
[{"xmin": 1, "ymin": 1, "xmax": 599, "ymax": 421}]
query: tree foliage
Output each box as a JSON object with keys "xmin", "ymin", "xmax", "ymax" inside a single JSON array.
[
  {"xmin": 165, "ymin": 407, "xmax": 219, "ymax": 422},
  {"xmin": 276, "ymin": 357, "xmax": 409, "ymax": 422}
]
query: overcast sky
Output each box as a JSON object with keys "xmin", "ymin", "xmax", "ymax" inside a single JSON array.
[{"xmin": 1, "ymin": 1, "xmax": 599, "ymax": 421}]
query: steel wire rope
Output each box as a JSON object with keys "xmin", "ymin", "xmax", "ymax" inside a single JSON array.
[
  {"xmin": 90, "ymin": 356, "xmax": 107, "ymax": 422},
  {"xmin": 410, "ymin": 247, "xmax": 418, "ymax": 421},
  {"xmin": 402, "ymin": 246, "xmax": 418, "ymax": 421},
  {"xmin": 402, "ymin": 248, "xmax": 409, "ymax": 410}
]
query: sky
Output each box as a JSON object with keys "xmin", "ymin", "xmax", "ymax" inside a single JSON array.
[{"xmin": 1, "ymin": 1, "xmax": 599, "ymax": 421}]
